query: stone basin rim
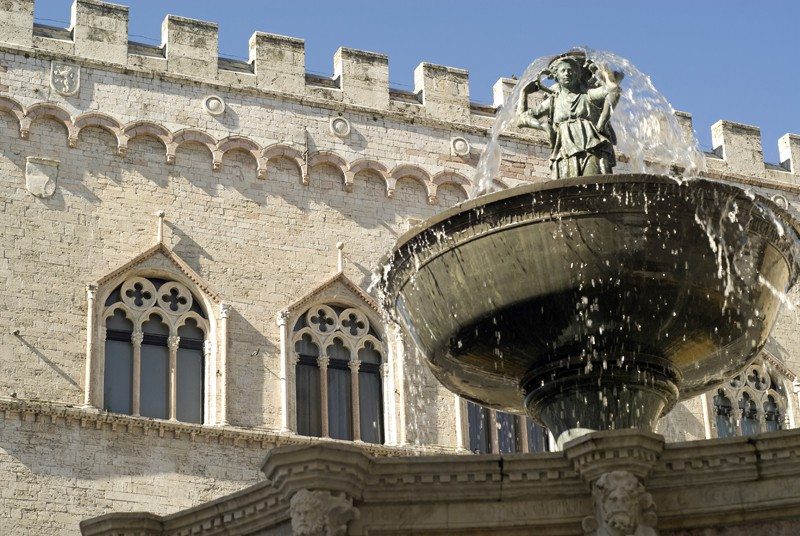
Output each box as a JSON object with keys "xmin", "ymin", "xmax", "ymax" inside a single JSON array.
[{"xmin": 390, "ymin": 173, "xmax": 800, "ymax": 251}]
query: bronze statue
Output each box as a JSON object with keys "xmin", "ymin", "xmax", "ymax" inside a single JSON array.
[{"xmin": 517, "ymin": 51, "xmax": 624, "ymax": 178}]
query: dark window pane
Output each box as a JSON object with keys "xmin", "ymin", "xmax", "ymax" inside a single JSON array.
[
  {"xmin": 176, "ymin": 347, "xmax": 203, "ymax": 423},
  {"xmin": 142, "ymin": 314, "xmax": 169, "ymax": 336},
  {"xmin": 713, "ymin": 390, "xmax": 736, "ymax": 438},
  {"xmin": 496, "ymin": 412, "xmax": 518, "ymax": 454},
  {"xmin": 328, "ymin": 367, "xmax": 352, "ymax": 440},
  {"xmin": 140, "ymin": 343, "xmax": 169, "ymax": 419},
  {"xmin": 295, "ymin": 334, "xmax": 319, "ymax": 358},
  {"xmin": 358, "ymin": 342, "xmax": 381, "ymax": 365},
  {"xmin": 526, "ymin": 419, "xmax": 549, "ymax": 453},
  {"xmin": 106, "ymin": 308, "xmax": 131, "ymax": 331},
  {"xmin": 178, "ymin": 319, "xmax": 204, "ymax": 341},
  {"xmin": 103, "ymin": 311, "xmax": 133, "ymax": 414},
  {"xmin": 104, "ymin": 339, "xmax": 133, "ymax": 414},
  {"xmin": 764, "ymin": 396, "xmax": 781, "ymax": 433},
  {"xmin": 328, "ymin": 338, "xmax": 350, "ymax": 363},
  {"xmin": 296, "ymin": 363, "xmax": 321, "ymax": 437},
  {"xmin": 467, "ymin": 401, "xmax": 491, "ymax": 454},
  {"xmin": 740, "ymin": 394, "xmax": 760, "ymax": 436},
  {"xmin": 359, "ymin": 370, "xmax": 383, "ymax": 444}
]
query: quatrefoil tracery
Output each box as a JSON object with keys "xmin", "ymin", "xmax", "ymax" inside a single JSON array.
[
  {"xmin": 296, "ymin": 304, "xmax": 383, "ymax": 368},
  {"xmin": 108, "ymin": 277, "xmax": 207, "ymax": 336},
  {"xmin": 121, "ymin": 277, "xmax": 157, "ymax": 310},
  {"xmin": 157, "ymin": 281, "xmax": 193, "ymax": 314}
]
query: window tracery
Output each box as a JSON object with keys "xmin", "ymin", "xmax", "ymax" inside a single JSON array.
[
  {"xmin": 711, "ymin": 360, "xmax": 788, "ymax": 438},
  {"xmin": 292, "ymin": 303, "xmax": 386, "ymax": 444},
  {"xmin": 101, "ymin": 276, "xmax": 208, "ymax": 423}
]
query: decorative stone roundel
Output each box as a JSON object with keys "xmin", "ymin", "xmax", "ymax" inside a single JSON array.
[
  {"xmin": 451, "ymin": 137, "xmax": 470, "ymax": 156},
  {"xmin": 339, "ymin": 308, "xmax": 369, "ymax": 338},
  {"xmin": 307, "ymin": 305, "xmax": 339, "ymax": 335},
  {"xmin": 121, "ymin": 277, "xmax": 157, "ymax": 310},
  {"xmin": 772, "ymin": 194, "xmax": 789, "ymax": 210},
  {"xmin": 203, "ymin": 95, "xmax": 226, "ymax": 116},
  {"xmin": 157, "ymin": 281, "xmax": 194, "ymax": 315},
  {"xmin": 330, "ymin": 117, "xmax": 351, "ymax": 138}
]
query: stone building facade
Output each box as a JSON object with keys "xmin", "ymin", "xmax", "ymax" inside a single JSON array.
[{"xmin": 1, "ymin": 1, "xmax": 799, "ymax": 534}]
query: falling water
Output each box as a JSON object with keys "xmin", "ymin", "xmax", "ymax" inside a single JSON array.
[
  {"xmin": 376, "ymin": 48, "xmax": 800, "ymax": 449},
  {"xmin": 472, "ymin": 47, "xmax": 707, "ymax": 196}
]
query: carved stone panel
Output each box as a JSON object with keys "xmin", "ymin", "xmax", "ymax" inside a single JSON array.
[
  {"xmin": 50, "ymin": 62, "xmax": 80, "ymax": 96},
  {"xmin": 25, "ymin": 157, "xmax": 58, "ymax": 198},
  {"xmin": 289, "ymin": 489, "xmax": 358, "ymax": 536},
  {"xmin": 582, "ymin": 470, "xmax": 659, "ymax": 536}
]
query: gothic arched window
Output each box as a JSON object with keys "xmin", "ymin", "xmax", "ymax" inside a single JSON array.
[
  {"xmin": 466, "ymin": 401, "xmax": 549, "ymax": 454},
  {"xmin": 710, "ymin": 360, "xmax": 788, "ymax": 439},
  {"xmin": 102, "ymin": 276, "xmax": 208, "ymax": 423},
  {"xmin": 293, "ymin": 304, "xmax": 385, "ymax": 444}
]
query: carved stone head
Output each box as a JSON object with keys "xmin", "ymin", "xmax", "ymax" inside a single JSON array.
[
  {"xmin": 289, "ymin": 489, "xmax": 358, "ymax": 536},
  {"xmin": 583, "ymin": 470, "xmax": 658, "ymax": 536}
]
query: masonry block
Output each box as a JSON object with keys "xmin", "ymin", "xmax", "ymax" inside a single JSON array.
[
  {"xmin": 778, "ymin": 134, "xmax": 800, "ymax": 174},
  {"xmin": 0, "ymin": 0, "xmax": 33, "ymax": 47},
  {"xmin": 414, "ymin": 62, "xmax": 470, "ymax": 123},
  {"xmin": 248, "ymin": 31, "xmax": 305, "ymax": 95},
  {"xmin": 71, "ymin": 0, "xmax": 129, "ymax": 65},
  {"xmin": 674, "ymin": 111, "xmax": 694, "ymax": 147},
  {"xmin": 492, "ymin": 77, "xmax": 516, "ymax": 109},
  {"xmin": 161, "ymin": 15, "xmax": 218, "ymax": 80},
  {"xmin": 333, "ymin": 47, "xmax": 389, "ymax": 109},
  {"xmin": 711, "ymin": 120, "xmax": 764, "ymax": 176}
]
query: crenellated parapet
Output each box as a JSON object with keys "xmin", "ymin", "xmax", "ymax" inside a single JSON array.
[{"xmin": 0, "ymin": 0, "xmax": 797, "ymax": 185}]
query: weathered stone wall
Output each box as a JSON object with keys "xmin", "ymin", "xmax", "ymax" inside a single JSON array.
[
  {"xmin": 0, "ymin": 408, "xmax": 266, "ymax": 535},
  {"xmin": 1, "ymin": 1, "xmax": 799, "ymax": 534}
]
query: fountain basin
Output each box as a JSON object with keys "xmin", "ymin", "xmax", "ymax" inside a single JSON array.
[{"xmin": 379, "ymin": 174, "xmax": 800, "ymax": 444}]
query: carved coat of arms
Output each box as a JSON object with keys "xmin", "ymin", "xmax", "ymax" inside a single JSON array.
[
  {"xmin": 50, "ymin": 62, "xmax": 80, "ymax": 96},
  {"xmin": 25, "ymin": 157, "xmax": 59, "ymax": 198}
]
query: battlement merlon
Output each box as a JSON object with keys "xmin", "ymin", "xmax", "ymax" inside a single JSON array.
[
  {"xmin": 414, "ymin": 63, "xmax": 470, "ymax": 123},
  {"xmin": 0, "ymin": 0, "xmax": 798, "ymax": 180},
  {"xmin": 248, "ymin": 32, "xmax": 306, "ymax": 95}
]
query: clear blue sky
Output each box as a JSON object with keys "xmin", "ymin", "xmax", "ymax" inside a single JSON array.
[{"xmin": 34, "ymin": 0, "xmax": 799, "ymax": 163}]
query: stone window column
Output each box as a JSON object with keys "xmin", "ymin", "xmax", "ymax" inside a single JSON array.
[
  {"xmin": 319, "ymin": 355, "xmax": 330, "ymax": 437},
  {"xmin": 350, "ymin": 359, "xmax": 361, "ymax": 441},
  {"xmin": 394, "ymin": 330, "xmax": 407, "ymax": 446},
  {"xmin": 277, "ymin": 309, "xmax": 291, "ymax": 432},
  {"xmin": 168, "ymin": 335, "xmax": 180, "ymax": 421},
  {"xmin": 519, "ymin": 416, "xmax": 530, "ymax": 453},
  {"xmin": 84, "ymin": 284, "xmax": 98, "ymax": 407},
  {"xmin": 453, "ymin": 394, "xmax": 468, "ymax": 452},
  {"xmin": 489, "ymin": 409, "xmax": 500, "ymax": 450},
  {"xmin": 381, "ymin": 362, "xmax": 391, "ymax": 444},
  {"xmin": 97, "ymin": 325, "xmax": 107, "ymax": 409},
  {"xmin": 131, "ymin": 328, "xmax": 143, "ymax": 416},
  {"xmin": 203, "ymin": 339, "xmax": 213, "ymax": 423},
  {"xmin": 218, "ymin": 303, "xmax": 230, "ymax": 425}
]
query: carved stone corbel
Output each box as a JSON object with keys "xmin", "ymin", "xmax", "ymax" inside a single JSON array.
[
  {"xmin": 581, "ymin": 470, "xmax": 658, "ymax": 536},
  {"xmin": 289, "ymin": 489, "xmax": 359, "ymax": 536}
]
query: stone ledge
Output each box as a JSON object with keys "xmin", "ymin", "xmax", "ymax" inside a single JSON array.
[{"xmin": 0, "ymin": 397, "xmax": 454, "ymax": 457}]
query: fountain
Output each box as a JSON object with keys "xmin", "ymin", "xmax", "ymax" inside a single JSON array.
[
  {"xmin": 79, "ymin": 49, "xmax": 800, "ymax": 536},
  {"xmin": 379, "ymin": 50, "xmax": 800, "ymax": 448}
]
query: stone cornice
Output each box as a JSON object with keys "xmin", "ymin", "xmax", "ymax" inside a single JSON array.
[{"xmin": 0, "ymin": 397, "xmax": 456, "ymax": 457}]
